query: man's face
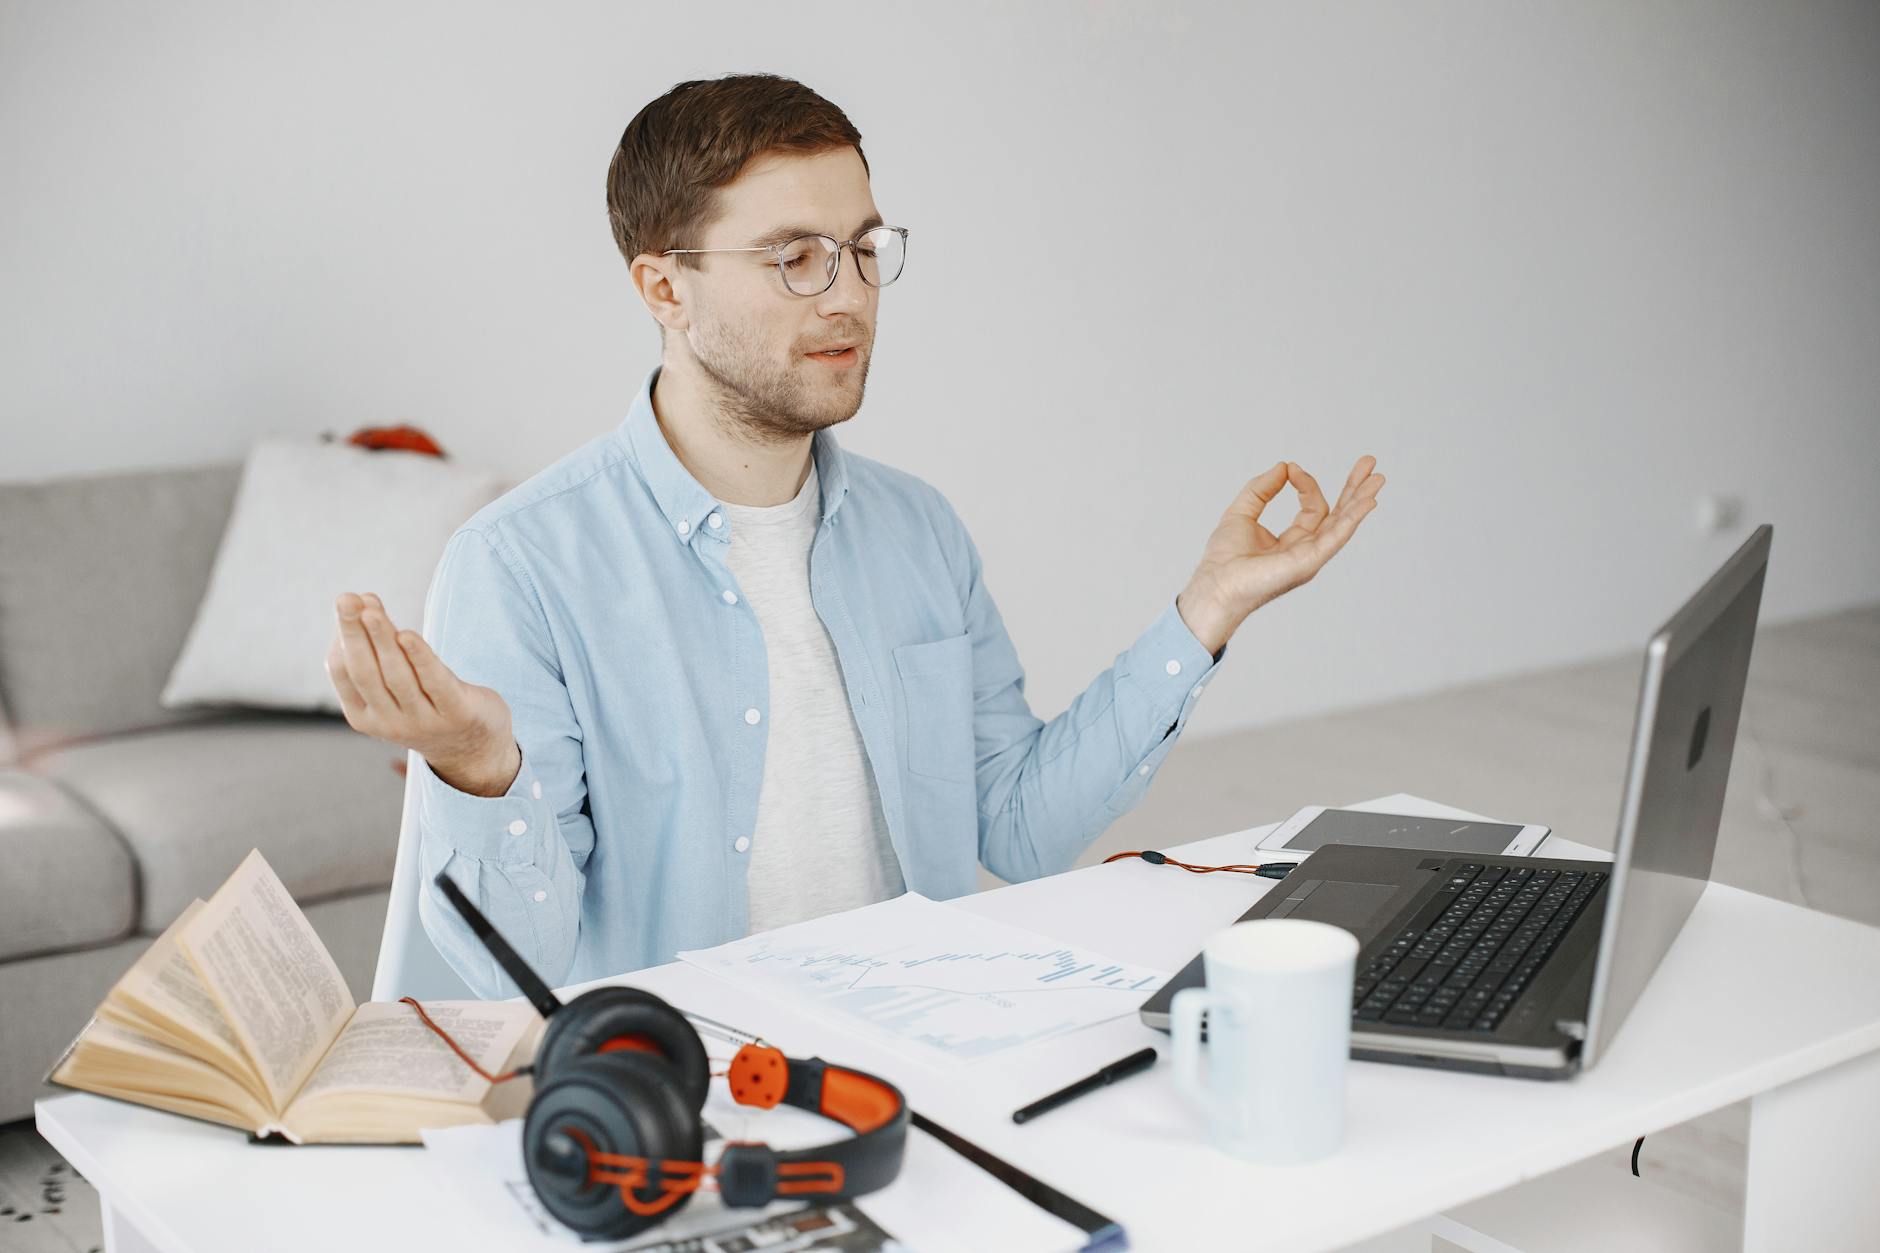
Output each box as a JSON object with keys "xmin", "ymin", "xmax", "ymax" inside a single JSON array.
[{"xmin": 667, "ymin": 146, "xmax": 882, "ymax": 444}]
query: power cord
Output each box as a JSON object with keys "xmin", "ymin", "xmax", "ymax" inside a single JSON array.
[{"xmin": 1101, "ymin": 849, "xmax": 1298, "ymax": 878}]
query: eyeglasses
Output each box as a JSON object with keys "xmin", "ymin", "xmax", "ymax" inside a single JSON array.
[{"xmin": 663, "ymin": 226, "xmax": 909, "ymax": 296}]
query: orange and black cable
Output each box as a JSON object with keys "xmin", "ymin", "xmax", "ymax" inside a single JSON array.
[{"xmin": 1102, "ymin": 849, "xmax": 1298, "ymax": 879}]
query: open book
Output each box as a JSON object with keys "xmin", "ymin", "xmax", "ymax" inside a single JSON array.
[{"xmin": 48, "ymin": 848, "xmax": 544, "ymax": 1144}]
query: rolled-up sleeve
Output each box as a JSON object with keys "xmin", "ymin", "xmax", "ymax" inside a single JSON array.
[{"xmin": 413, "ymin": 526, "xmax": 594, "ymax": 998}]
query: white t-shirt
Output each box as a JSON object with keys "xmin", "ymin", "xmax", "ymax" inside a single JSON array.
[{"xmin": 722, "ymin": 460, "xmax": 906, "ymax": 932}]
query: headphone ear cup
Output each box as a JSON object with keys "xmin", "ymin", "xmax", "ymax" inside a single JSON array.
[
  {"xmin": 523, "ymin": 1052, "xmax": 705, "ymax": 1243},
  {"xmin": 533, "ymin": 986, "xmax": 711, "ymax": 1109}
]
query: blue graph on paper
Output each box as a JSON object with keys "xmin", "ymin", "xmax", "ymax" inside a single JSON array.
[{"xmin": 678, "ymin": 894, "xmax": 1171, "ymax": 1065}]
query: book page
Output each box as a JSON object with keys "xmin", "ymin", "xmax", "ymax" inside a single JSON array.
[
  {"xmin": 95, "ymin": 999, "xmax": 250, "ymax": 1092},
  {"xmin": 286, "ymin": 1000, "xmax": 538, "ymax": 1108},
  {"xmin": 281, "ymin": 1011, "xmax": 543, "ymax": 1144},
  {"xmin": 178, "ymin": 848, "xmax": 356, "ymax": 1110},
  {"xmin": 50, "ymin": 1015, "xmax": 272, "ymax": 1133},
  {"xmin": 108, "ymin": 899, "xmax": 267, "ymax": 1103}
]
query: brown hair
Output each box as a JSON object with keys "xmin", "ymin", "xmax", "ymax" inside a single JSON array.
[{"xmin": 606, "ymin": 73, "xmax": 870, "ymax": 293}]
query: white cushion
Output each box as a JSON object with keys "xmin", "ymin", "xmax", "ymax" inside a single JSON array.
[{"xmin": 161, "ymin": 439, "xmax": 507, "ymax": 714}]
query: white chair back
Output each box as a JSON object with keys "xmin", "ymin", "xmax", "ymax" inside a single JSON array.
[{"xmin": 371, "ymin": 749, "xmax": 477, "ymax": 1001}]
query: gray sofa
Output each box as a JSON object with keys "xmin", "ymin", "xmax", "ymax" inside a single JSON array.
[{"xmin": 0, "ymin": 462, "xmax": 406, "ymax": 1122}]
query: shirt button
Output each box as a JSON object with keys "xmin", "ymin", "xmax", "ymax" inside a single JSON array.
[
  {"xmin": 507, "ymin": 819, "xmax": 528, "ymax": 836},
  {"xmin": 722, "ymin": 589, "xmax": 738, "ymax": 604},
  {"xmin": 532, "ymin": 890, "xmax": 547, "ymax": 903},
  {"xmin": 734, "ymin": 836, "xmax": 751, "ymax": 853},
  {"xmin": 676, "ymin": 518, "xmax": 690, "ymax": 536},
  {"xmin": 744, "ymin": 708, "xmax": 761, "ymax": 725},
  {"xmin": 708, "ymin": 513, "xmax": 723, "ymax": 529},
  {"xmin": 1165, "ymin": 659, "xmax": 1182, "ymax": 676},
  {"xmin": 531, "ymin": 780, "xmax": 543, "ymax": 800},
  {"xmin": 1138, "ymin": 763, "xmax": 1150, "ymax": 776}
]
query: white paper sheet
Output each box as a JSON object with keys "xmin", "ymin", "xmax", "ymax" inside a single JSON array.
[{"xmin": 676, "ymin": 893, "xmax": 1170, "ymax": 1069}]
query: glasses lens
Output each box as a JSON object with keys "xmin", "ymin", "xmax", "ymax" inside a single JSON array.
[
  {"xmin": 778, "ymin": 229, "xmax": 905, "ymax": 295},
  {"xmin": 777, "ymin": 236, "xmax": 832, "ymax": 295},
  {"xmin": 860, "ymin": 227, "xmax": 905, "ymax": 289}
]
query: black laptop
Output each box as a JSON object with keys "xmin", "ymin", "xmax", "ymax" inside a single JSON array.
[{"xmin": 1140, "ymin": 525, "xmax": 1771, "ymax": 1079}]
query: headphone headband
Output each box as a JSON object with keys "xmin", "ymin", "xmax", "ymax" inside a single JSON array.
[{"xmin": 716, "ymin": 1047, "xmax": 908, "ymax": 1204}]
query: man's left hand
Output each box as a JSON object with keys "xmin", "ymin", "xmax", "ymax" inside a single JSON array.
[{"xmin": 1176, "ymin": 456, "xmax": 1386, "ymax": 655}]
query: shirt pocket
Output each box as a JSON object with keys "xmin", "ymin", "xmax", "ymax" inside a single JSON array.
[{"xmin": 892, "ymin": 632, "xmax": 976, "ymax": 784}]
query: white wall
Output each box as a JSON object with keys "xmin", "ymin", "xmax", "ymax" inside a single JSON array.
[{"xmin": 4, "ymin": 0, "xmax": 1877, "ymax": 736}]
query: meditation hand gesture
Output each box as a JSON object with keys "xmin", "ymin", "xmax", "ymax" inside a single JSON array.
[
  {"xmin": 324, "ymin": 592, "xmax": 521, "ymax": 798},
  {"xmin": 1176, "ymin": 456, "xmax": 1386, "ymax": 654}
]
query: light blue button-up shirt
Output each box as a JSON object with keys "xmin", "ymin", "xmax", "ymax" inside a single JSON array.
[{"xmin": 416, "ymin": 364, "xmax": 1228, "ymax": 998}]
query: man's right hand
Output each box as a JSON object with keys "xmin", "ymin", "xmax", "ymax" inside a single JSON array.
[{"xmin": 325, "ymin": 591, "xmax": 521, "ymax": 798}]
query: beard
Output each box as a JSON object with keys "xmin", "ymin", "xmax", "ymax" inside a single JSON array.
[{"xmin": 687, "ymin": 307, "xmax": 869, "ymax": 449}]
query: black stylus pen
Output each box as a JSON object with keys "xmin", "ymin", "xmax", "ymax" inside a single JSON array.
[{"xmin": 1011, "ymin": 1047, "xmax": 1158, "ymax": 1124}]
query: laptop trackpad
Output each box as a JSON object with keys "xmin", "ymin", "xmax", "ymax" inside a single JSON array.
[{"xmin": 1265, "ymin": 879, "xmax": 1399, "ymax": 932}]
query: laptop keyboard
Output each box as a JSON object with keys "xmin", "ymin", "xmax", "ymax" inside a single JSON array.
[{"xmin": 1352, "ymin": 863, "xmax": 1609, "ymax": 1034}]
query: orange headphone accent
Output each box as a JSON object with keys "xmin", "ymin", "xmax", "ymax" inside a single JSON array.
[
  {"xmin": 557, "ymin": 1104, "xmax": 852, "ymax": 1219},
  {"xmin": 597, "ymin": 1033, "xmax": 663, "ymax": 1057},
  {"xmin": 566, "ymin": 1125, "xmax": 708, "ymax": 1216}
]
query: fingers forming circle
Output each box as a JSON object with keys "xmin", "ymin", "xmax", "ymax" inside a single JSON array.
[
  {"xmin": 1234, "ymin": 461, "xmax": 1293, "ymax": 525},
  {"xmin": 1278, "ymin": 463, "xmax": 1330, "ymax": 544}
]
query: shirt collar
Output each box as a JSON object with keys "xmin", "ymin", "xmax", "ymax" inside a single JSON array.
[{"xmin": 621, "ymin": 363, "xmax": 852, "ymax": 546}]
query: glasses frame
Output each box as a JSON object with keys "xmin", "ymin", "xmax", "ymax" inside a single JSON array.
[{"xmin": 663, "ymin": 225, "xmax": 909, "ymax": 296}]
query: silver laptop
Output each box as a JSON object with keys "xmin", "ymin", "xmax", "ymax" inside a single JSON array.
[{"xmin": 1139, "ymin": 524, "xmax": 1772, "ymax": 1078}]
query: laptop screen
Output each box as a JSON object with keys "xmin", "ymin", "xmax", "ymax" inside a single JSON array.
[{"xmin": 1584, "ymin": 525, "xmax": 1770, "ymax": 1069}]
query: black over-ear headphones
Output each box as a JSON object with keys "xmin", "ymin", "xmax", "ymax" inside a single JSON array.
[{"xmin": 433, "ymin": 873, "xmax": 909, "ymax": 1242}]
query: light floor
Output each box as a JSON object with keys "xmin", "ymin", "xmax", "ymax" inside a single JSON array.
[{"xmin": 4, "ymin": 602, "xmax": 1873, "ymax": 1252}]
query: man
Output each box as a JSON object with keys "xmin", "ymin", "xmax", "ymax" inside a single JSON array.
[{"xmin": 326, "ymin": 74, "xmax": 1383, "ymax": 998}]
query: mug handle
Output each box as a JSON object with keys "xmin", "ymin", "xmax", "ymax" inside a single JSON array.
[{"xmin": 1171, "ymin": 986, "xmax": 1233, "ymax": 1107}]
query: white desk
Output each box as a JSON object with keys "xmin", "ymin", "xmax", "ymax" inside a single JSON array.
[{"xmin": 36, "ymin": 793, "xmax": 1880, "ymax": 1251}]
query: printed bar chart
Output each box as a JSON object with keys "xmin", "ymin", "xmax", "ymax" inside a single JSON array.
[{"xmin": 678, "ymin": 894, "xmax": 1171, "ymax": 1067}]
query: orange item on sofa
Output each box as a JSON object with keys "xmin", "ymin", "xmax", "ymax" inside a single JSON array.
[{"xmin": 346, "ymin": 425, "xmax": 446, "ymax": 457}]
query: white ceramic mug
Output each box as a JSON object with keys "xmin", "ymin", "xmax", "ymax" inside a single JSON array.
[{"xmin": 1170, "ymin": 918, "xmax": 1359, "ymax": 1163}]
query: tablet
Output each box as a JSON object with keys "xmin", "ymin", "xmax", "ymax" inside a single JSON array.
[{"xmin": 1252, "ymin": 805, "xmax": 1550, "ymax": 858}]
